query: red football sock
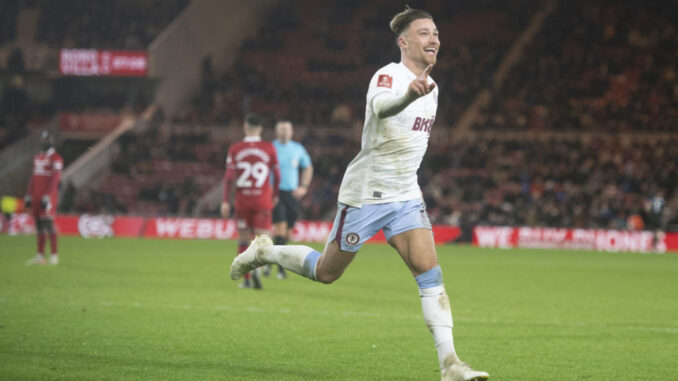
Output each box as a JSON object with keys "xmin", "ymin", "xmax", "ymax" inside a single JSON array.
[
  {"xmin": 237, "ymin": 244, "xmax": 248, "ymax": 255},
  {"xmin": 37, "ymin": 233, "xmax": 46, "ymax": 255},
  {"xmin": 49, "ymin": 232, "xmax": 58, "ymax": 255}
]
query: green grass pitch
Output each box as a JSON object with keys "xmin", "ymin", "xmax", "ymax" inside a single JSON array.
[{"xmin": 1, "ymin": 235, "xmax": 677, "ymax": 380}]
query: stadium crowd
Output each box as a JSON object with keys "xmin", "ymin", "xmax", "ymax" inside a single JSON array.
[
  {"xmin": 0, "ymin": 0, "xmax": 187, "ymax": 149},
  {"xmin": 4, "ymin": 0, "xmax": 677, "ymax": 236},
  {"xmin": 60, "ymin": 126, "xmax": 223, "ymax": 216},
  {"xmin": 0, "ymin": 1, "xmax": 18, "ymax": 46},
  {"xmin": 35, "ymin": 0, "xmax": 189, "ymax": 50},
  {"xmin": 60, "ymin": 120, "xmax": 677, "ymax": 236},
  {"xmin": 420, "ymin": 136, "xmax": 676, "ymax": 235},
  {"xmin": 175, "ymin": 0, "xmax": 534, "ymax": 127},
  {"xmin": 473, "ymin": 0, "xmax": 678, "ymax": 132}
]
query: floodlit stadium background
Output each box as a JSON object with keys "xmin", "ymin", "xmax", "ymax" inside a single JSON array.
[
  {"xmin": 1, "ymin": 2, "xmax": 678, "ymax": 380},
  {"xmin": 2, "ymin": 0, "xmax": 677, "ymax": 251}
]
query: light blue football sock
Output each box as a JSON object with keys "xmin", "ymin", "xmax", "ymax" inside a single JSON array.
[
  {"xmin": 415, "ymin": 265, "xmax": 443, "ymax": 289},
  {"xmin": 303, "ymin": 250, "xmax": 322, "ymax": 280}
]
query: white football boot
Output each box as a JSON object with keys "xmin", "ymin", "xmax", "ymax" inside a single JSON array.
[
  {"xmin": 230, "ymin": 235, "xmax": 273, "ymax": 280},
  {"xmin": 441, "ymin": 362, "xmax": 489, "ymax": 381},
  {"xmin": 49, "ymin": 255, "xmax": 59, "ymax": 265},
  {"xmin": 25, "ymin": 255, "xmax": 46, "ymax": 265}
]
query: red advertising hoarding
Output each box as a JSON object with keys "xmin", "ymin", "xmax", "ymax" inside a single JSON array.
[
  {"xmin": 3, "ymin": 214, "xmax": 461, "ymax": 244},
  {"xmin": 59, "ymin": 49, "xmax": 147, "ymax": 77},
  {"xmin": 473, "ymin": 226, "xmax": 668, "ymax": 253},
  {"xmin": 6, "ymin": 214, "xmax": 677, "ymax": 253},
  {"xmin": 143, "ymin": 218, "xmax": 238, "ymax": 240}
]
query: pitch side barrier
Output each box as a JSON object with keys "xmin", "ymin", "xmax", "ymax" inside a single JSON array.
[
  {"xmin": 4, "ymin": 214, "xmax": 676, "ymax": 252},
  {"xmin": 473, "ymin": 226, "xmax": 676, "ymax": 253},
  {"xmin": 2, "ymin": 214, "xmax": 461, "ymax": 244}
]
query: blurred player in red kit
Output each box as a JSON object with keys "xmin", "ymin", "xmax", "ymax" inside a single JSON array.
[
  {"xmin": 221, "ymin": 114, "xmax": 280, "ymax": 289},
  {"xmin": 25, "ymin": 131, "xmax": 63, "ymax": 265}
]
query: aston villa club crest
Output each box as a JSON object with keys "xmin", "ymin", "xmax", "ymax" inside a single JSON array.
[{"xmin": 345, "ymin": 232, "xmax": 360, "ymax": 245}]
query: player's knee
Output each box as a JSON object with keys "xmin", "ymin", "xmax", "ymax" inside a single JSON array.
[
  {"xmin": 315, "ymin": 267, "xmax": 342, "ymax": 284},
  {"xmin": 44, "ymin": 220, "xmax": 55, "ymax": 233},
  {"xmin": 36, "ymin": 219, "xmax": 49, "ymax": 233},
  {"xmin": 316, "ymin": 273, "xmax": 338, "ymax": 284}
]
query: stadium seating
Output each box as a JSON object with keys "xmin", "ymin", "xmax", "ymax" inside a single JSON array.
[
  {"xmin": 473, "ymin": 1, "xmax": 678, "ymax": 132},
  {"xmin": 0, "ymin": 0, "xmax": 188, "ymax": 149},
  {"xmin": 64, "ymin": 127, "xmax": 224, "ymax": 216},
  {"xmin": 8, "ymin": 0, "xmax": 676, "ymax": 232},
  {"xmin": 0, "ymin": 1, "xmax": 18, "ymax": 46},
  {"xmin": 419, "ymin": 135, "xmax": 677, "ymax": 232},
  {"xmin": 35, "ymin": 0, "xmax": 189, "ymax": 49},
  {"xmin": 175, "ymin": 0, "xmax": 535, "ymax": 127}
]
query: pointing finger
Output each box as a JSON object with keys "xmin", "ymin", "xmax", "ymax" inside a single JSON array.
[
  {"xmin": 414, "ymin": 81, "xmax": 427, "ymax": 95},
  {"xmin": 420, "ymin": 80, "xmax": 431, "ymax": 94},
  {"xmin": 419, "ymin": 64, "xmax": 433, "ymax": 80}
]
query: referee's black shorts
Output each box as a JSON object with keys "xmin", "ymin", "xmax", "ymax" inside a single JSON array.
[{"xmin": 273, "ymin": 190, "xmax": 301, "ymax": 227}]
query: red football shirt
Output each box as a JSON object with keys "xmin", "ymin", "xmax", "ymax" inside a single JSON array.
[
  {"xmin": 223, "ymin": 137, "xmax": 280, "ymax": 211},
  {"xmin": 27, "ymin": 148, "xmax": 63, "ymax": 217},
  {"xmin": 27, "ymin": 148, "xmax": 63, "ymax": 199}
]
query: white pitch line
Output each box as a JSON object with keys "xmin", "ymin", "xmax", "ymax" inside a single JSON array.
[
  {"xmin": 4, "ymin": 297, "xmax": 675, "ymax": 335},
  {"xmin": 626, "ymin": 326, "xmax": 678, "ymax": 334},
  {"xmin": 87, "ymin": 300, "xmax": 678, "ymax": 335}
]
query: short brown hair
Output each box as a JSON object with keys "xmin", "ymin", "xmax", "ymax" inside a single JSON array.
[{"xmin": 389, "ymin": 7, "xmax": 433, "ymax": 37}]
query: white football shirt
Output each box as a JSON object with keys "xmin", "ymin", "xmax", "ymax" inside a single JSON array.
[{"xmin": 338, "ymin": 62, "xmax": 438, "ymax": 207}]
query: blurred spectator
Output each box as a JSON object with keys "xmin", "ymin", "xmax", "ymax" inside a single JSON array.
[
  {"xmin": 418, "ymin": 137, "xmax": 677, "ymax": 231},
  {"xmin": 0, "ymin": 0, "xmax": 19, "ymax": 46},
  {"xmin": 42, "ymin": 0, "xmax": 678, "ymax": 233},
  {"xmin": 35, "ymin": 0, "xmax": 189, "ymax": 50},
  {"xmin": 474, "ymin": 1, "xmax": 678, "ymax": 132},
  {"xmin": 175, "ymin": 0, "xmax": 536, "ymax": 127},
  {"xmin": 0, "ymin": 76, "xmax": 29, "ymax": 150},
  {"xmin": 64, "ymin": 126, "xmax": 223, "ymax": 216}
]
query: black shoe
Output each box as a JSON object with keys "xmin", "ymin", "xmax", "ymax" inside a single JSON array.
[
  {"xmin": 276, "ymin": 266, "xmax": 287, "ymax": 280},
  {"xmin": 252, "ymin": 270, "xmax": 263, "ymax": 290},
  {"xmin": 238, "ymin": 278, "xmax": 251, "ymax": 288}
]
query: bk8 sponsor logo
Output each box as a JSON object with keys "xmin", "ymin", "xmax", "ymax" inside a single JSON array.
[{"xmin": 412, "ymin": 116, "xmax": 435, "ymax": 132}]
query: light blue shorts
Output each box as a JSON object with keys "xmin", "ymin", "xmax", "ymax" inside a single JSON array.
[{"xmin": 327, "ymin": 199, "xmax": 432, "ymax": 252}]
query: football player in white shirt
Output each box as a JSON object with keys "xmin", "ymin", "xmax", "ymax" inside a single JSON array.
[{"xmin": 230, "ymin": 7, "xmax": 489, "ymax": 381}]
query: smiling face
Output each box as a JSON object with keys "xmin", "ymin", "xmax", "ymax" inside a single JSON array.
[{"xmin": 398, "ymin": 17, "xmax": 440, "ymax": 71}]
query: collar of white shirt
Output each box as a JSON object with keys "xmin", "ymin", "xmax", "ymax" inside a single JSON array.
[{"xmin": 243, "ymin": 136, "xmax": 261, "ymax": 142}]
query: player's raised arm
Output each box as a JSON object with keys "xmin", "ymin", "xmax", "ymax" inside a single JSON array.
[{"xmin": 373, "ymin": 64, "xmax": 435, "ymax": 119}]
